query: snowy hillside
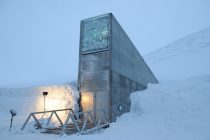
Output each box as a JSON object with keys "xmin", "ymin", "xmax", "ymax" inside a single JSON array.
[
  {"xmin": 1, "ymin": 76, "xmax": 210, "ymax": 140},
  {"xmin": 1, "ymin": 27, "xmax": 210, "ymax": 140},
  {"xmin": 103, "ymin": 75, "xmax": 210, "ymax": 140},
  {"xmin": 144, "ymin": 27, "xmax": 210, "ymax": 80}
]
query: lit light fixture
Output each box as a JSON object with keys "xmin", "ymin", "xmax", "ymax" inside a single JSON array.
[
  {"xmin": 83, "ymin": 95, "xmax": 89, "ymax": 103},
  {"xmin": 41, "ymin": 92, "xmax": 48, "ymax": 118},
  {"xmin": 81, "ymin": 92, "xmax": 93, "ymax": 112}
]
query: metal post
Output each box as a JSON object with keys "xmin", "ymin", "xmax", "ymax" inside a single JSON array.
[
  {"xmin": 46, "ymin": 112, "xmax": 54, "ymax": 126},
  {"xmin": 54, "ymin": 112, "xmax": 63, "ymax": 126},
  {"xmin": 41, "ymin": 92, "xmax": 48, "ymax": 118},
  {"xmin": 32, "ymin": 114, "xmax": 42, "ymax": 129},
  {"xmin": 70, "ymin": 114, "xmax": 80, "ymax": 132},
  {"xmin": 44, "ymin": 95, "xmax": 46, "ymax": 111},
  {"xmin": 81, "ymin": 112, "xmax": 89, "ymax": 133},
  {"xmin": 60, "ymin": 112, "xmax": 71, "ymax": 136},
  {"xmin": 9, "ymin": 116, "xmax": 14, "ymax": 131},
  {"xmin": 89, "ymin": 112, "xmax": 97, "ymax": 127},
  {"xmin": 21, "ymin": 114, "xmax": 32, "ymax": 131}
]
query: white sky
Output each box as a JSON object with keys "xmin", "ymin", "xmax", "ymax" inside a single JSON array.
[{"xmin": 0, "ymin": 0, "xmax": 210, "ymax": 87}]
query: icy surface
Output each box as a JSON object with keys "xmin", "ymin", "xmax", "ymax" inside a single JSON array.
[
  {"xmin": 1, "ymin": 28, "xmax": 210, "ymax": 139},
  {"xmin": 0, "ymin": 82, "xmax": 79, "ymax": 136},
  {"xmin": 144, "ymin": 27, "xmax": 210, "ymax": 81},
  {"xmin": 1, "ymin": 75, "xmax": 210, "ymax": 140}
]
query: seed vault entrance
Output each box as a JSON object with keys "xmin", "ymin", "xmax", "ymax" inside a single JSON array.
[{"xmin": 78, "ymin": 13, "xmax": 158, "ymax": 122}]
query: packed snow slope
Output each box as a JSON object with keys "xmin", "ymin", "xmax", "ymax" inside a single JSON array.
[
  {"xmin": 144, "ymin": 27, "xmax": 210, "ymax": 81},
  {"xmin": 1, "ymin": 75, "xmax": 210, "ymax": 140},
  {"xmin": 1, "ymin": 27, "xmax": 210, "ymax": 140}
]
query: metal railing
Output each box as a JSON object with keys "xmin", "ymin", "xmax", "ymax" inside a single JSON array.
[
  {"xmin": 21, "ymin": 108, "xmax": 75, "ymax": 131},
  {"xmin": 60, "ymin": 109, "xmax": 110, "ymax": 136},
  {"xmin": 21, "ymin": 108, "xmax": 109, "ymax": 136}
]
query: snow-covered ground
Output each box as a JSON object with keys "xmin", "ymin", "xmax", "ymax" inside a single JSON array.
[
  {"xmin": 1, "ymin": 27, "xmax": 210, "ymax": 139},
  {"xmin": 1, "ymin": 75, "xmax": 210, "ymax": 140},
  {"xmin": 144, "ymin": 27, "xmax": 210, "ymax": 81}
]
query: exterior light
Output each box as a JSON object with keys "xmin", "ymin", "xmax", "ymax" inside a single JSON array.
[
  {"xmin": 81, "ymin": 92, "xmax": 93, "ymax": 111},
  {"xmin": 41, "ymin": 92, "xmax": 48, "ymax": 118},
  {"xmin": 9, "ymin": 109, "xmax": 17, "ymax": 131}
]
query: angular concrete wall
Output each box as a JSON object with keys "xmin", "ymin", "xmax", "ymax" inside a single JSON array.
[
  {"xmin": 78, "ymin": 13, "xmax": 158, "ymax": 122},
  {"xmin": 110, "ymin": 14, "xmax": 158, "ymax": 120}
]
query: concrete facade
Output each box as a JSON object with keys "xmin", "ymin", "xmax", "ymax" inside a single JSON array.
[{"xmin": 78, "ymin": 13, "xmax": 158, "ymax": 122}]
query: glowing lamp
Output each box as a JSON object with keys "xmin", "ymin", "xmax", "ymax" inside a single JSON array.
[{"xmin": 81, "ymin": 93, "xmax": 93, "ymax": 111}]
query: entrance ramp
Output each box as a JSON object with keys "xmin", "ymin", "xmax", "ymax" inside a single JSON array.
[{"xmin": 21, "ymin": 109, "xmax": 109, "ymax": 136}]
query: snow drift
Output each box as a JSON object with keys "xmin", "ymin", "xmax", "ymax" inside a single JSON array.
[
  {"xmin": 144, "ymin": 27, "xmax": 210, "ymax": 81},
  {"xmin": 0, "ymin": 82, "xmax": 79, "ymax": 135},
  {"xmin": 100, "ymin": 75, "xmax": 210, "ymax": 140},
  {"xmin": 0, "ymin": 27, "xmax": 210, "ymax": 140}
]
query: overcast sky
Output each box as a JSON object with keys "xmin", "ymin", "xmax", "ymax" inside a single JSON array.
[{"xmin": 0, "ymin": 0, "xmax": 210, "ymax": 88}]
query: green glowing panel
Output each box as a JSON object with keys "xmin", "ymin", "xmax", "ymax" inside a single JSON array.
[{"xmin": 81, "ymin": 16, "xmax": 109, "ymax": 53}]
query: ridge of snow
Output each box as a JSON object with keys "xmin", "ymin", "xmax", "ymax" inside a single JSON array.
[{"xmin": 144, "ymin": 27, "xmax": 210, "ymax": 81}]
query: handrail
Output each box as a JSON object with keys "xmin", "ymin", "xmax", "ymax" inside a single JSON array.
[
  {"xmin": 30, "ymin": 108, "xmax": 74, "ymax": 114},
  {"xmin": 21, "ymin": 108, "xmax": 110, "ymax": 136},
  {"xmin": 60, "ymin": 109, "xmax": 109, "ymax": 136},
  {"xmin": 21, "ymin": 108, "xmax": 75, "ymax": 131}
]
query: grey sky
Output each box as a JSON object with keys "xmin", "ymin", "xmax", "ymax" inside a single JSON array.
[{"xmin": 0, "ymin": 0, "xmax": 210, "ymax": 87}]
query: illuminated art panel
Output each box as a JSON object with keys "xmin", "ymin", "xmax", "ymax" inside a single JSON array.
[{"xmin": 81, "ymin": 15, "xmax": 110, "ymax": 53}]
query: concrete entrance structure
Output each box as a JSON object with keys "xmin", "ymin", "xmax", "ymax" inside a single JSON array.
[{"xmin": 78, "ymin": 13, "xmax": 158, "ymax": 122}]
